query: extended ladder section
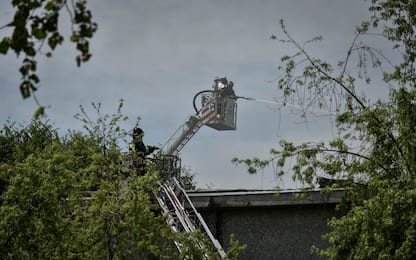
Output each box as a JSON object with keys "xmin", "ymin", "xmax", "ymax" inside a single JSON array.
[
  {"xmin": 163, "ymin": 90, "xmax": 238, "ymax": 157},
  {"xmin": 154, "ymin": 79, "xmax": 238, "ymax": 258},
  {"xmin": 165, "ymin": 115, "xmax": 203, "ymax": 157},
  {"xmin": 155, "ymin": 177, "xmax": 226, "ymax": 259}
]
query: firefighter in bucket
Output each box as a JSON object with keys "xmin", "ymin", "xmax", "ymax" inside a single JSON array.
[{"xmin": 129, "ymin": 127, "xmax": 159, "ymax": 175}]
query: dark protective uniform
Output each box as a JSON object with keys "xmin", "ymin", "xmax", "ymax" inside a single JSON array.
[
  {"xmin": 221, "ymin": 82, "xmax": 235, "ymax": 97},
  {"xmin": 214, "ymin": 77, "xmax": 235, "ymax": 97},
  {"xmin": 129, "ymin": 128, "xmax": 158, "ymax": 175}
]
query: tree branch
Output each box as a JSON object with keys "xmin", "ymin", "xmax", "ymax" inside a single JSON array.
[
  {"xmin": 280, "ymin": 22, "xmax": 368, "ymax": 110},
  {"xmin": 270, "ymin": 146, "xmax": 392, "ymax": 176},
  {"xmin": 341, "ymin": 33, "xmax": 361, "ymax": 79},
  {"xmin": 279, "ymin": 21, "xmax": 409, "ymax": 175}
]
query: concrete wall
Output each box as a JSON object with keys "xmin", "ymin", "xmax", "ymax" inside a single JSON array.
[{"xmin": 188, "ymin": 190, "xmax": 343, "ymax": 260}]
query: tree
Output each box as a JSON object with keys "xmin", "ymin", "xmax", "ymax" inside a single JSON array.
[
  {"xmin": 235, "ymin": 0, "xmax": 416, "ymax": 258},
  {"xmin": 0, "ymin": 0, "xmax": 97, "ymax": 117},
  {"xmin": 0, "ymin": 102, "xmax": 246, "ymax": 259},
  {"xmin": 0, "ymin": 120, "xmax": 179, "ymax": 259},
  {"xmin": 179, "ymin": 166, "xmax": 198, "ymax": 190}
]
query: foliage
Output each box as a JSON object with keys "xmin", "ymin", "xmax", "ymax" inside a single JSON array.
[
  {"xmin": 179, "ymin": 166, "xmax": 197, "ymax": 190},
  {"xmin": 225, "ymin": 234, "xmax": 248, "ymax": 259},
  {"xmin": 0, "ymin": 102, "xmax": 244, "ymax": 259},
  {"xmin": 0, "ymin": 0, "xmax": 97, "ymax": 117},
  {"xmin": 236, "ymin": 0, "xmax": 416, "ymax": 258},
  {"xmin": 0, "ymin": 119, "xmax": 177, "ymax": 259},
  {"xmin": 73, "ymin": 99, "xmax": 133, "ymax": 153},
  {"xmin": 368, "ymin": 0, "xmax": 416, "ymax": 84}
]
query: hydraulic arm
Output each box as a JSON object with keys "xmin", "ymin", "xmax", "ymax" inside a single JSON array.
[{"xmin": 154, "ymin": 77, "xmax": 238, "ymax": 258}]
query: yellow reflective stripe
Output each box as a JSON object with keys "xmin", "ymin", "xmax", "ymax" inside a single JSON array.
[{"xmin": 129, "ymin": 143, "xmax": 135, "ymax": 151}]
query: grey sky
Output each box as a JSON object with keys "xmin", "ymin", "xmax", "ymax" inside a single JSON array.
[{"xmin": 1, "ymin": 0, "xmax": 374, "ymax": 189}]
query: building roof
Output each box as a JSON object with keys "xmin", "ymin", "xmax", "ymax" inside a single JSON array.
[{"xmin": 187, "ymin": 189, "xmax": 344, "ymax": 208}]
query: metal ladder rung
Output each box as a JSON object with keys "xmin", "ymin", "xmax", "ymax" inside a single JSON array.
[{"xmin": 154, "ymin": 178, "xmax": 226, "ymax": 259}]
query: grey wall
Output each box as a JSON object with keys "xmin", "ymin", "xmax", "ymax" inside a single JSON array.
[
  {"xmin": 202, "ymin": 205, "xmax": 336, "ymax": 259},
  {"xmin": 188, "ymin": 190, "xmax": 343, "ymax": 259}
]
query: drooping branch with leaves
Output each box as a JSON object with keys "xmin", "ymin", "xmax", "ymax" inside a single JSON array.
[{"xmin": 0, "ymin": 0, "xmax": 97, "ymax": 117}]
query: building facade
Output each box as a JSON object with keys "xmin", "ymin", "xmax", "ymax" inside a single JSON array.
[{"xmin": 188, "ymin": 190, "xmax": 343, "ymax": 259}]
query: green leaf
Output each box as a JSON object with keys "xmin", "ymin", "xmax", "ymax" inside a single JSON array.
[
  {"xmin": 0, "ymin": 37, "xmax": 11, "ymax": 54},
  {"xmin": 70, "ymin": 33, "xmax": 80, "ymax": 42},
  {"xmin": 32, "ymin": 27, "xmax": 47, "ymax": 40},
  {"xmin": 76, "ymin": 55, "xmax": 81, "ymax": 67},
  {"xmin": 20, "ymin": 81, "xmax": 31, "ymax": 98},
  {"xmin": 48, "ymin": 36, "xmax": 58, "ymax": 50},
  {"xmin": 45, "ymin": 1, "xmax": 56, "ymax": 11},
  {"xmin": 48, "ymin": 33, "xmax": 63, "ymax": 50},
  {"xmin": 24, "ymin": 46, "xmax": 36, "ymax": 56},
  {"xmin": 29, "ymin": 74, "xmax": 40, "ymax": 84},
  {"xmin": 19, "ymin": 65, "xmax": 28, "ymax": 76},
  {"xmin": 33, "ymin": 107, "xmax": 45, "ymax": 119}
]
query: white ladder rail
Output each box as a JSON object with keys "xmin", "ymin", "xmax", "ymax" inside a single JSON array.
[
  {"xmin": 155, "ymin": 183, "xmax": 209, "ymax": 258},
  {"xmin": 155, "ymin": 178, "xmax": 227, "ymax": 259},
  {"xmin": 164, "ymin": 115, "xmax": 203, "ymax": 156},
  {"xmin": 171, "ymin": 178, "xmax": 227, "ymax": 258}
]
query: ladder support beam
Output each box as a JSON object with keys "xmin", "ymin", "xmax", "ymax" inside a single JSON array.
[{"xmin": 155, "ymin": 177, "xmax": 227, "ymax": 258}]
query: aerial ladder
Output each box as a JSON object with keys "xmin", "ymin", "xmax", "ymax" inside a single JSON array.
[{"xmin": 153, "ymin": 77, "xmax": 239, "ymax": 259}]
